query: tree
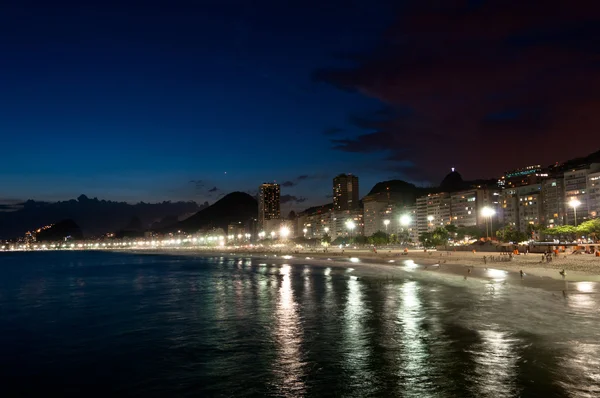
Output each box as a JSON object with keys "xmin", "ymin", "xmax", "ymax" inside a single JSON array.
[
  {"xmin": 526, "ymin": 223, "xmax": 543, "ymax": 240},
  {"xmin": 332, "ymin": 237, "xmax": 346, "ymax": 246},
  {"xmin": 394, "ymin": 230, "xmax": 411, "ymax": 245},
  {"xmin": 544, "ymin": 225, "xmax": 577, "ymax": 241},
  {"xmin": 370, "ymin": 231, "xmax": 389, "ymax": 245},
  {"xmin": 321, "ymin": 233, "xmax": 331, "ymax": 246},
  {"xmin": 419, "ymin": 232, "xmax": 436, "ymax": 248},
  {"xmin": 353, "ymin": 235, "xmax": 369, "ymax": 245},
  {"xmin": 456, "ymin": 226, "xmax": 484, "ymax": 240},
  {"xmin": 419, "ymin": 227, "xmax": 449, "ymax": 248},
  {"xmin": 576, "ymin": 219, "xmax": 600, "ymax": 241},
  {"xmin": 496, "ymin": 225, "xmax": 529, "ymax": 243}
]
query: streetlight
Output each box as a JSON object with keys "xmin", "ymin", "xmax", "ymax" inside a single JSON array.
[
  {"xmin": 400, "ymin": 214, "xmax": 411, "ymax": 227},
  {"xmin": 303, "ymin": 228, "xmax": 308, "ymax": 237},
  {"xmin": 481, "ymin": 206, "xmax": 496, "ymax": 239},
  {"xmin": 324, "ymin": 227, "xmax": 329, "ymax": 234},
  {"xmin": 569, "ymin": 198, "xmax": 582, "ymax": 226},
  {"xmin": 280, "ymin": 226, "xmax": 290, "ymax": 240},
  {"xmin": 258, "ymin": 231, "xmax": 265, "ymax": 239},
  {"xmin": 345, "ymin": 220, "xmax": 356, "ymax": 242},
  {"xmin": 427, "ymin": 215, "xmax": 434, "ymax": 230},
  {"xmin": 237, "ymin": 234, "xmax": 242, "ymax": 240},
  {"xmin": 383, "ymin": 219, "xmax": 390, "ymax": 233},
  {"xmin": 270, "ymin": 231, "xmax": 276, "ymax": 239}
]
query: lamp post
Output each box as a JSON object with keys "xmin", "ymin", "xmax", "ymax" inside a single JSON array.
[
  {"xmin": 481, "ymin": 207, "xmax": 496, "ymax": 239},
  {"xmin": 270, "ymin": 231, "xmax": 276, "ymax": 240},
  {"xmin": 399, "ymin": 214, "xmax": 411, "ymax": 245},
  {"xmin": 569, "ymin": 198, "xmax": 581, "ymax": 226},
  {"xmin": 280, "ymin": 226, "xmax": 290, "ymax": 240},
  {"xmin": 383, "ymin": 219, "xmax": 390, "ymax": 233},
  {"xmin": 427, "ymin": 215, "xmax": 434, "ymax": 231},
  {"xmin": 324, "ymin": 226, "xmax": 329, "ymax": 235},
  {"xmin": 303, "ymin": 228, "xmax": 308, "ymax": 237},
  {"xmin": 345, "ymin": 220, "xmax": 356, "ymax": 242}
]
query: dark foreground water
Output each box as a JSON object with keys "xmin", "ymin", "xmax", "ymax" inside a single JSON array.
[{"xmin": 1, "ymin": 252, "xmax": 599, "ymax": 397}]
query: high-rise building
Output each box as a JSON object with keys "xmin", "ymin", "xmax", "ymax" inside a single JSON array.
[
  {"xmin": 541, "ymin": 178, "xmax": 565, "ymax": 228},
  {"xmin": 333, "ymin": 174, "xmax": 359, "ymax": 211},
  {"xmin": 564, "ymin": 167, "xmax": 590, "ymax": 225},
  {"xmin": 258, "ymin": 183, "xmax": 280, "ymax": 230},
  {"xmin": 416, "ymin": 192, "xmax": 452, "ymax": 235},
  {"xmin": 587, "ymin": 171, "xmax": 600, "ymax": 219},
  {"xmin": 449, "ymin": 188, "xmax": 499, "ymax": 228}
]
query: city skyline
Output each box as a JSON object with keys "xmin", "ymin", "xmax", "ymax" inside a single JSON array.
[{"xmin": 3, "ymin": 1, "xmax": 598, "ymax": 206}]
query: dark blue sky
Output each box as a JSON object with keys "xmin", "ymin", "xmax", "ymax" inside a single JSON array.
[
  {"xmin": 2, "ymin": 0, "xmax": 599, "ymax": 209},
  {"xmin": 1, "ymin": 0, "xmax": 397, "ymax": 207}
]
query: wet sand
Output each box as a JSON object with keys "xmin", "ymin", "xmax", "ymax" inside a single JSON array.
[{"xmin": 116, "ymin": 246, "xmax": 600, "ymax": 296}]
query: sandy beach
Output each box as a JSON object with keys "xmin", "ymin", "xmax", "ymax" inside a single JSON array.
[{"xmin": 117, "ymin": 245, "xmax": 600, "ymax": 284}]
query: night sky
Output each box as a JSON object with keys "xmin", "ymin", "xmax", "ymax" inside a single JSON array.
[{"xmin": 2, "ymin": 0, "xmax": 599, "ymax": 209}]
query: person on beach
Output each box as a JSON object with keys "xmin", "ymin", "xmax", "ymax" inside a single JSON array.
[
  {"xmin": 520, "ymin": 270, "xmax": 524, "ymax": 278},
  {"xmin": 483, "ymin": 256, "xmax": 487, "ymax": 264}
]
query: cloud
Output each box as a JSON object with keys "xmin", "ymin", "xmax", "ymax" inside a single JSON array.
[
  {"xmin": 280, "ymin": 175, "xmax": 315, "ymax": 188},
  {"xmin": 280, "ymin": 195, "xmax": 307, "ymax": 204},
  {"xmin": 208, "ymin": 186, "xmax": 218, "ymax": 193},
  {"xmin": 314, "ymin": 0, "xmax": 600, "ymax": 179},
  {"xmin": 188, "ymin": 180, "xmax": 204, "ymax": 190}
]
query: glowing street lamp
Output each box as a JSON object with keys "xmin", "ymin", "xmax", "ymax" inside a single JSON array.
[
  {"xmin": 400, "ymin": 214, "xmax": 411, "ymax": 227},
  {"xmin": 303, "ymin": 228, "xmax": 308, "ymax": 237},
  {"xmin": 427, "ymin": 215, "xmax": 434, "ymax": 231},
  {"xmin": 383, "ymin": 219, "xmax": 390, "ymax": 233},
  {"xmin": 481, "ymin": 206, "xmax": 496, "ymax": 238},
  {"xmin": 258, "ymin": 231, "xmax": 265, "ymax": 239},
  {"xmin": 324, "ymin": 227, "xmax": 329, "ymax": 234},
  {"xmin": 569, "ymin": 198, "xmax": 582, "ymax": 226},
  {"xmin": 345, "ymin": 220, "xmax": 356, "ymax": 241},
  {"xmin": 280, "ymin": 226, "xmax": 290, "ymax": 239}
]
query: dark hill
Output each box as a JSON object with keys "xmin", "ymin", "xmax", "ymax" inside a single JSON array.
[
  {"xmin": 36, "ymin": 219, "xmax": 83, "ymax": 241},
  {"xmin": 366, "ymin": 180, "xmax": 433, "ymax": 204},
  {"xmin": 440, "ymin": 170, "xmax": 465, "ymax": 192},
  {"xmin": 170, "ymin": 192, "xmax": 257, "ymax": 232},
  {"xmin": 0, "ymin": 195, "xmax": 203, "ymax": 239},
  {"xmin": 550, "ymin": 148, "xmax": 600, "ymax": 172}
]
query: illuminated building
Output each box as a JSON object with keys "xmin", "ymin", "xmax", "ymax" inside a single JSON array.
[
  {"xmin": 498, "ymin": 165, "xmax": 546, "ymax": 188},
  {"xmin": 587, "ymin": 171, "xmax": 600, "ymax": 219},
  {"xmin": 258, "ymin": 183, "xmax": 280, "ymax": 230},
  {"xmin": 541, "ymin": 178, "xmax": 565, "ymax": 227},
  {"xmin": 416, "ymin": 193, "xmax": 451, "ymax": 235},
  {"xmin": 564, "ymin": 167, "xmax": 590, "ymax": 225},
  {"xmin": 333, "ymin": 174, "xmax": 359, "ymax": 211}
]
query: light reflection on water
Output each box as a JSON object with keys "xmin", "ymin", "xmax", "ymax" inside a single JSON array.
[
  {"xmin": 2, "ymin": 251, "xmax": 600, "ymax": 397},
  {"xmin": 273, "ymin": 264, "xmax": 306, "ymax": 396}
]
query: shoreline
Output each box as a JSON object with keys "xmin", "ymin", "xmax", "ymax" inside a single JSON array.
[
  {"xmin": 113, "ymin": 246, "xmax": 600, "ymax": 282},
  {"xmin": 112, "ymin": 248, "xmax": 600, "ymax": 296}
]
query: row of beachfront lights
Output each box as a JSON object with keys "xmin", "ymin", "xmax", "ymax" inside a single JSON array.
[
  {"xmin": 1, "ymin": 227, "xmax": 296, "ymax": 251},
  {"xmin": 381, "ymin": 207, "xmax": 498, "ymax": 228}
]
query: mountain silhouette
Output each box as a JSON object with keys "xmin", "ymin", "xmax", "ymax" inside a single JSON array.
[
  {"xmin": 36, "ymin": 219, "xmax": 83, "ymax": 241},
  {"xmin": 167, "ymin": 192, "xmax": 257, "ymax": 233},
  {"xmin": 0, "ymin": 195, "xmax": 204, "ymax": 239}
]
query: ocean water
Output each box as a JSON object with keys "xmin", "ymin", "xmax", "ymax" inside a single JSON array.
[{"xmin": 0, "ymin": 251, "xmax": 599, "ymax": 397}]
